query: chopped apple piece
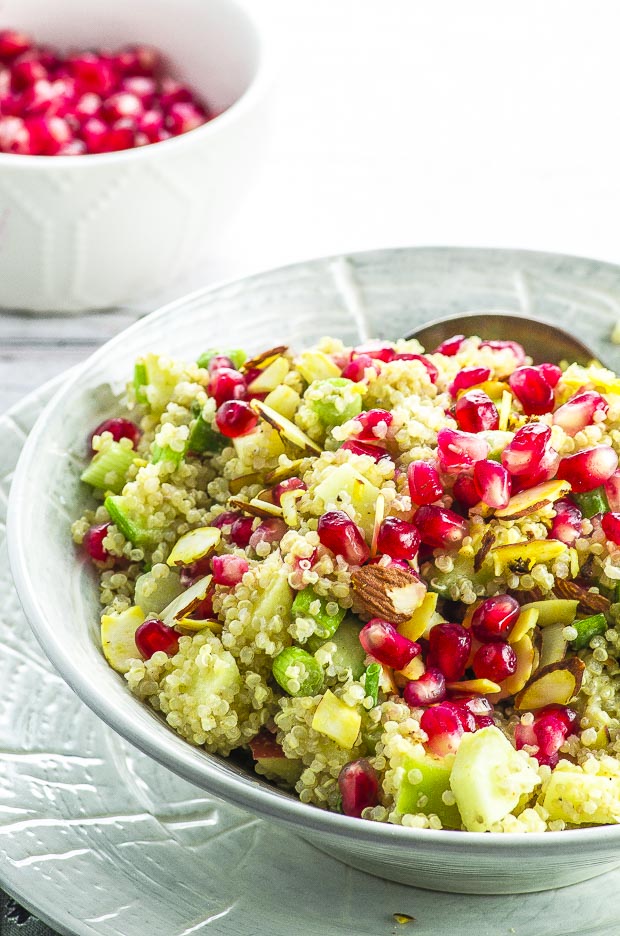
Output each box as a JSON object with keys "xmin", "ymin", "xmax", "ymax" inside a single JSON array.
[
  {"xmin": 247, "ymin": 356, "xmax": 290, "ymax": 393},
  {"xmin": 264, "ymin": 385, "xmax": 301, "ymax": 421},
  {"xmin": 314, "ymin": 462, "xmax": 381, "ymax": 539},
  {"xmin": 544, "ymin": 765, "xmax": 620, "ymax": 825},
  {"xmin": 311, "ymin": 690, "xmax": 361, "ymax": 749},
  {"xmin": 491, "ymin": 539, "xmax": 567, "ymax": 575},
  {"xmin": 295, "ymin": 350, "xmax": 341, "ymax": 383}
]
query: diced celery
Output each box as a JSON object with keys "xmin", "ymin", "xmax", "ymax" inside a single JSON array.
[
  {"xmin": 307, "ymin": 615, "xmax": 366, "ymax": 678},
  {"xmin": 572, "ymin": 487, "xmax": 609, "ymax": 518},
  {"xmin": 292, "ymin": 586, "xmax": 346, "ymax": 639},
  {"xmin": 151, "ymin": 442, "xmax": 185, "ymax": 467},
  {"xmin": 196, "ymin": 348, "xmax": 246, "ymax": 370},
  {"xmin": 186, "ymin": 415, "xmax": 227, "ymax": 454},
  {"xmin": 571, "ymin": 613, "xmax": 608, "ymax": 650},
  {"xmin": 104, "ymin": 495, "xmax": 162, "ymax": 547},
  {"xmin": 307, "ymin": 377, "xmax": 363, "ymax": 428},
  {"xmin": 81, "ymin": 441, "xmax": 135, "ymax": 494},
  {"xmin": 363, "ymin": 662, "xmax": 381, "ymax": 705},
  {"xmin": 133, "ymin": 361, "xmax": 148, "ymax": 404},
  {"xmin": 272, "ymin": 646, "xmax": 324, "ymax": 697}
]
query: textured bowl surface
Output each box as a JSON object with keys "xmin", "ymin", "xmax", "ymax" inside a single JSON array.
[
  {"xmin": 0, "ymin": 0, "xmax": 268, "ymax": 313},
  {"xmin": 9, "ymin": 246, "xmax": 620, "ymax": 893}
]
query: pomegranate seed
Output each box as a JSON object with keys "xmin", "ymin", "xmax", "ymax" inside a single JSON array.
[
  {"xmin": 420, "ymin": 704, "xmax": 464, "ymax": 756},
  {"xmin": 434, "ymin": 334, "xmax": 465, "ymax": 356},
  {"xmin": 338, "ymin": 759, "xmax": 379, "ymax": 818},
  {"xmin": 208, "ymin": 354, "xmax": 235, "ymax": 374},
  {"xmin": 318, "ymin": 510, "xmax": 370, "ymax": 565},
  {"xmin": 437, "ymin": 427, "xmax": 489, "ymax": 474},
  {"xmin": 211, "ymin": 554, "xmax": 249, "ymax": 586},
  {"xmin": 215, "ymin": 400, "xmax": 258, "ymax": 438},
  {"xmin": 501, "ymin": 423, "xmax": 552, "ymax": 476},
  {"xmin": 209, "ymin": 367, "xmax": 246, "ymax": 407},
  {"xmin": 135, "ymin": 619, "xmax": 179, "ymax": 659},
  {"xmin": 101, "ymin": 91, "xmax": 142, "ymax": 122},
  {"xmin": 455, "ymin": 390, "xmax": 500, "ymax": 433},
  {"xmin": 67, "ymin": 53, "xmax": 114, "ymax": 95},
  {"xmin": 83, "ymin": 522, "xmax": 111, "ymax": 562},
  {"xmin": 103, "ymin": 122, "xmax": 136, "ymax": 152},
  {"xmin": 165, "ymin": 101, "xmax": 206, "ymax": 134},
  {"xmin": 602, "ymin": 512, "xmax": 620, "ymax": 546},
  {"xmin": 513, "ymin": 447, "xmax": 560, "ymax": 489},
  {"xmin": 81, "ymin": 116, "xmax": 108, "ymax": 153},
  {"xmin": 408, "ymin": 461, "xmax": 443, "ymax": 506},
  {"xmin": 351, "ymin": 341, "xmax": 395, "ymax": 363},
  {"xmin": 249, "ymin": 729, "xmax": 284, "ymax": 760},
  {"xmin": 74, "ymin": 92, "xmax": 102, "ymax": 121},
  {"xmin": 553, "ymin": 390, "xmax": 609, "ymax": 436},
  {"xmin": 550, "ymin": 498, "xmax": 583, "ymax": 545},
  {"xmin": 452, "ymin": 474, "xmax": 480, "ymax": 509},
  {"xmin": 472, "ymin": 642, "xmax": 517, "ymax": 683},
  {"xmin": 515, "ymin": 705, "xmax": 577, "ymax": 767},
  {"xmin": 159, "ymin": 77, "xmax": 194, "ymax": 108},
  {"xmin": 272, "ymin": 477, "xmax": 307, "ymax": 505},
  {"xmin": 445, "ymin": 700, "xmax": 477, "ymax": 733},
  {"xmin": 479, "ymin": 339, "xmax": 526, "ymax": 367},
  {"xmin": 248, "ymin": 518, "xmax": 287, "ymax": 550},
  {"xmin": 449, "ymin": 366, "xmax": 491, "ymax": 397},
  {"xmin": 341, "ymin": 439, "xmax": 392, "ymax": 462},
  {"xmin": 0, "ymin": 115, "xmax": 30, "ymax": 152},
  {"xmin": 393, "ymin": 353, "xmax": 438, "ymax": 383},
  {"xmin": 359, "ymin": 618, "xmax": 421, "ymax": 669},
  {"xmin": 341, "ymin": 354, "xmax": 379, "ymax": 382},
  {"xmin": 473, "ymin": 459, "xmax": 511, "ymax": 509},
  {"xmin": 114, "ymin": 45, "xmax": 160, "ymax": 77},
  {"xmin": 137, "ymin": 108, "xmax": 165, "ymax": 142},
  {"xmin": 471, "ymin": 595, "xmax": 520, "ymax": 642},
  {"xmin": 537, "ymin": 363, "xmax": 562, "ymax": 388},
  {"xmin": 0, "ymin": 30, "xmax": 31, "ymax": 59},
  {"xmin": 212, "ymin": 510, "xmax": 242, "ymax": 529},
  {"xmin": 89, "ymin": 417, "xmax": 141, "ymax": 452},
  {"xmin": 11, "ymin": 57, "xmax": 48, "ymax": 90},
  {"xmin": 509, "ymin": 366, "xmax": 555, "ymax": 416},
  {"xmin": 122, "ymin": 75, "xmax": 157, "ymax": 103},
  {"xmin": 354, "ymin": 408, "xmax": 393, "ymax": 441},
  {"xmin": 180, "ymin": 563, "xmax": 213, "ymax": 590},
  {"xmin": 557, "ymin": 445, "xmax": 619, "ymax": 493},
  {"xmin": 27, "ymin": 115, "xmax": 72, "ymax": 154},
  {"xmin": 377, "ymin": 517, "xmax": 421, "ymax": 561},
  {"xmin": 229, "ymin": 516, "xmax": 254, "ymax": 548},
  {"xmin": 413, "ymin": 505, "xmax": 468, "ymax": 548},
  {"xmin": 605, "ymin": 470, "xmax": 620, "ymax": 512},
  {"xmin": 403, "ymin": 668, "xmax": 446, "ymax": 706},
  {"xmin": 428, "ymin": 623, "xmax": 471, "ymax": 681},
  {"xmin": 457, "ymin": 695, "xmax": 494, "ymax": 728}
]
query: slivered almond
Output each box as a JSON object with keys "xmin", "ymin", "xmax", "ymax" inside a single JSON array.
[
  {"xmin": 167, "ymin": 526, "xmax": 221, "ymax": 567},
  {"xmin": 160, "ymin": 575, "xmax": 212, "ymax": 627},
  {"xmin": 351, "ymin": 564, "xmax": 426, "ymax": 625},
  {"xmin": 229, "ymin": 496, "xmax": 283, "ymax": 519},
  {"xmin": 553, "ymin": 578, "xmax": 611, "ymax": 614},
  {"xmin": 176, "ymin": 617, "xmax": 222, "ymax": 634},
  {"xmin": 446, "ymin": 678, "xmax": 501, "ymax": 695},
  {"xmin": 494, "ymin": 480, "xmax": 571, "ymax": 520},
  {"xmin": 241, "ymin": 345, "xmax": 289, "ymax": 372},
  {"xmin": 509, "ymin": 607, "xmax": 539, "ymax": 644},
  {"xmin": 538, "ymin": 621, "xmax": 567, "ymax": 670},
  {"xmin": 514, "ymin": 658, "xmax": 585, "ymax": 711}
]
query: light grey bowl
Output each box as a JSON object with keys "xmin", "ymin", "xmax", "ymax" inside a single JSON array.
[{"xmin": 8, "ymin": 247, "xmax": 620, "ymax": 894}]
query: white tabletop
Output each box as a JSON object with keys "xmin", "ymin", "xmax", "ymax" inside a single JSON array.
[{"xmin": 3, "ymin": 0, "xmax": 620, "ymax": 409}]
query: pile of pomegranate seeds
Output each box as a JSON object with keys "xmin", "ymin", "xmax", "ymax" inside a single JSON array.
[{"xmin": 0, "ymin": 29, "xmax": 210, "ymax": 155}]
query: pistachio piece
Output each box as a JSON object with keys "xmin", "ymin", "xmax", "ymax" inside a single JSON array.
[
  {"xmin": 160, "ymin": 575, "xmax": 212, "ymax": 627},
  {"xmin": 241, "ymin": 345, "xmax": 289, "ymax": 372},
  {"xmin": 514, "ymin": 658, "xmax": 585, "ymax": 711},
  {"xmin": 166, "ymin": 526, "xmax": 221, "ymax": 567},
  {"xmin": 251, "ymin": 400, "xmax": 322, "ymax": 454},
  {"xmin": 494, "ymin": 480, "xmax": 571, "ymax": 520},
  {"xmin": 490, "ymin": 539, "xmax": 567, "ymax": 576}
]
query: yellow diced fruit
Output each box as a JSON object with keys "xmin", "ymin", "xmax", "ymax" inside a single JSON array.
[
  {"xmin": 519, "ymin": 599, "xmax": 578, "ymax": 628},
  {"xmin": 398, "ymin": 656, "xmax": 425, "ymax": 681},
  {"xmin": 398, "ymin": 592, "xmax": 438, "ymax": 642},
  {"xmin": 446, "ymin": 678, "xmax": 501, "ymax": 695},
  {"xmin": 101, "ymin": 605, "xmax": 145, "ymax": 674},
  {"xmin": 491, "ymin": 539, "xmax": 567, "ymax": 576},
  {"xmin": 311, "ymin": 689, "xmax": 361, "ymax": 749},
  {"xmin": 167, "ymin": 526, "xmax": 221, "ymax": 567},
  {"xmin": 247, "ymin": 356, "xmax": 290, "ymax": 393},
  {"xmin": 509, "ymin": 607, "xmax": 539, "ymax": 644},
  {"xmin": 544, "ymin": 767, "xmax": 620, "ymax": 825},
  {"xmin": 295, "ymin": 350, "xmax": 341, "ymax": 383},
  {"xmin": 264, "ymin": 385, "xmax": 302, "ymax": 421}
]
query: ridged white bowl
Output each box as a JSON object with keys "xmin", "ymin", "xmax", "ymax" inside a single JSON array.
[
  {"xmin": 0, "ymin": 0, "xmax": 269, "ymax": 313},
  {"xmin": 9, "ymin": 247, "xmax": 620, "ymax": 893}
]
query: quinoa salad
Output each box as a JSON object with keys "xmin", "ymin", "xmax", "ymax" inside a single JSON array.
[{"xmin": 72, "ymin": 332, "xmax": 620, "ymax": 833}]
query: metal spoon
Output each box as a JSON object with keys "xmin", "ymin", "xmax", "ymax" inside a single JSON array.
[{"xmin": 405, "ymin": 311, "xmax": 597, "ymax": 366}]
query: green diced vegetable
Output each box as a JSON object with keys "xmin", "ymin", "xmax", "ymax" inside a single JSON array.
[
  {"xmin": 133, "ymin": 361, "xmax": 148, "ymax": 404},
  {"xmin": 151, "ymin": 443, "xmax": 185, "ymax": 467},
  {"xmin": 572, "ymin": 487, "xmax": 609, "ymax": 518},
  {"xmin": 396, "ymin": 748, "xmax": 461, "ymax": 828},
  {"xmin": 571, "ymin": 613, "xmax": 608, "ymax": 650},
  {"xmin": 186, "ymin": 414, "xmax": 227, "ymax": 455},
  {"xmin": 307, "ymin": 615, "xmax": 366, "ymax": 679},
  {"xmin": 272, "ymin": 647, "xmax": 324, "ymax": 697},
  {"xmin": 292, "ymin": 585, "xmax": 346, "ymax": 639},
  {"xmin": 197, "ymin": 348, "xmax": 246, "ymax": 370},
  {"xmin": 428, "ymin": 553, "xmax": 493, "ymax": 598},
  {"xmin": 81, "ymin": 441, "xmax": 135, "ymax": 494},
  {"xmin": 307, "ymin": 377, "xmax": 363, "ymax": 427},
  {"xmin": 364, "ymin": 662, "xmax": 381, "ymax": 705},
  {"xmin": 104, "ymin": 495, "xmax": 162, "ymax": 547}
]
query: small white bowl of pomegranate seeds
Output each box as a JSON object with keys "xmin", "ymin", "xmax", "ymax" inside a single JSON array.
[{"xmin": 0, "ymin": 0, "xmax": 268, "ymax": 312}]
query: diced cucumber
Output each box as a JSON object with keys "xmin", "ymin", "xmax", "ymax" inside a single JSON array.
[
  {"xmin": 307, "ymin": 615, "xmax": 366, "ymax": 679},
  {"xmin": 151, "ymin": 442, "xmax": 185, "ymax": 467},
  {"xmin": 272, "ymin": 646, "xmax": 324, "ymax": 697},
  {"xmin": 572, "ymin": 487, "xmax": 610, "ymax": 518},
  {"xmin": 396, "ymin": 749, "xmax": 461, "ymax": 829},
  {"xmin": 104, "ymin": 495, "xmax": 162, "ymax": 547},
  {"xmin": 187, "ymin": 414, "xmax": 227, "ymax": 454},
  {"xmin": 306, "ymin": 377, "xmax": 363, "ymax": 428},
  {"xmin": 196, "ymin": 348, "xmax": 246, "ymax": 370},
  {"xmin": 571, "ymin": 613, "xmax": 608, "ymax": 650},
  {"xmin": 81, "ymin": 441, "xmax": 135, "ymax": 494},
  {"xmin": 292, "ymin": 586, "xmax": 346, "ymax": 639}
]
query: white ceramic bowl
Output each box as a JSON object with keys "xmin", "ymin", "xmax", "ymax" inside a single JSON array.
[
  {"xmin": 0, "ymin": 0, "xmax": 269, "ymax": 313},
  {"xmin": 8, "ymin": 247, "xmax": 620, "ymax": 894}
]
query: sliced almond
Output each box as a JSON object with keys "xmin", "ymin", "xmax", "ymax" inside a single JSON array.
[
  {"xmin": 229, "ymin": 496, "xmax": 283, "ymax": 519},
  {"xmin": 538, "ymin": 621, "xmax": 568, "ymax": 670},
  {"xmin": 553, "ymin": 578, "xmax": 611, "ymax": 614},
  {"xmin": 491, "ymin": 539, "xmax": 567, "ymax": 576},
  {"xmin": 351, "ymin": 564, "xmax": 426, "ymax": 625},
  {"xmin": 398, "ymin": 591, "xmax": 438, "ymax": 642},
  {"xmin": 494, "ymin": 480, "xmax": 571, "ymax": 520},
  {"xmin": 251, "ymin": 400, "xmax": 322, "ymax": 454},
  {"xmin": 160, "ymin": 575, "xmax": 212, "ymax": 627},
  {"xmin": 246, "ymin": 356, "xmax": 290, "ymax": 393},
  {"xmin": 241, "ymin": 345, "xmax": 289, "ymax": 372},
  {"xmin": 370, "ymin": 493, "xmax": 385, "ymax": 558},
  {"xmin": 514, "ymin": 658, "xmax": 585, "ymax": 711},
  {"xmin": 229, "ymin": 473, "xmax": 262, "ymax": 495},
  {"xmin": 176, "ymin": 617, "xmax": 223, "ymax": 635},
  {"xmin": 446, "ymin": 678, "xmax": 502, "ymax": 695},
  {"xmin": 519, "ymin": 598, "xmax": 578, "ymax": 627},
  {"xmin": 265, "ymin": 460, "xmax": 306, "ymax": 484},
  {"xmin": 166, "ymin": 526, "xmax": 221, "ymax": 567},
  {"xmin": 509, "ymin": 607, "xmax": 539, "ymax": 644},
  {"xmin": 498, "ymin": 390, "xmax": 512, "ymax": 432}
]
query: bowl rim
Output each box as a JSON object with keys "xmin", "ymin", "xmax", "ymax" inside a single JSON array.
[
  {"xmin": 9, "ymin": 244, "xmax": 620, "ymax": 852},
  {"xmin": 0, "ymin": 0, "xmax": 271, "ymax": 168}
]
